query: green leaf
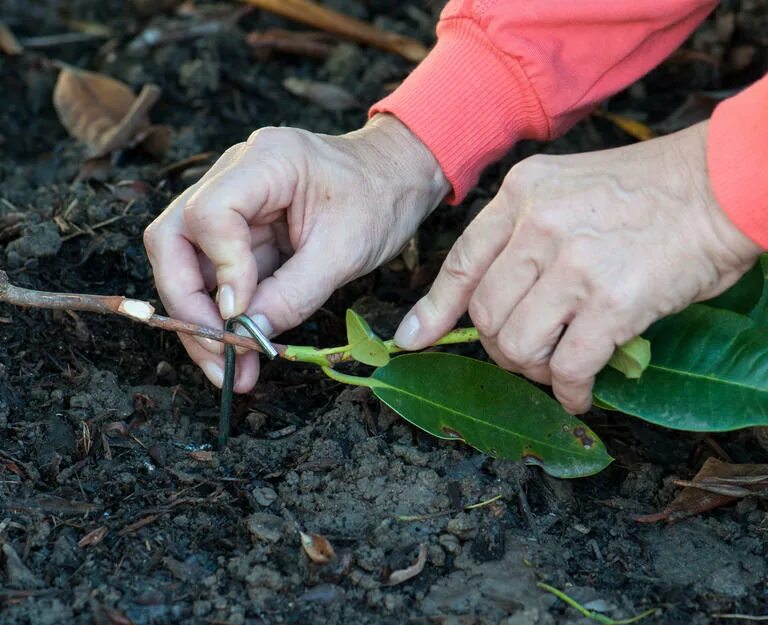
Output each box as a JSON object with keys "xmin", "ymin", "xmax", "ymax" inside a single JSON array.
[
  {"xmin": 345, "ymin": 309, "xmax": 390, "ymax": 367},
  {"xmin": 704, "ymin": 259, "xmax": 763, "ymax": 314},
  {"xmin": 749, "ymin": 254, "xmax": 768, "ymax": 325},
  {"xmin": 368, "ymin": 353, "xmax": 612, "ymax": 478},
  {"xmin": 607, "ymin": 336, "xmax": 651, "ymax": 379},
  {"xmin": 594, "ymin": 304, "xmax": 768, "ymax": 431}
]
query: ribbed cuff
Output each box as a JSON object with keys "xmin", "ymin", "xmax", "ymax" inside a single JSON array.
[
  {"xmin": 707, "ymin": 75, "xmax": 768, "ymax": 249},
  {"xmin": 370, "ymin": 17, "xmax": 550, "ymax": 204}
]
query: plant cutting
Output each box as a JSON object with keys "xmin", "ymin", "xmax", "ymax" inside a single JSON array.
[{"xmin": 2, "ymin": 256, "xmax": 768, "ymax": 480}]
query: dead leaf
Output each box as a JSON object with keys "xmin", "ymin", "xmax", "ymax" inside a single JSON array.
[
  {"xmin": 593, "ymin": 109, "xmax": 656, "ymax": 141},
  {"xmin": 299, "ymin": 530, "xmax": 335, "ymax": 564},
  {"xmin": 634, "ymin": 457, "xmax": 768, "ymax": 524},
  {"xmin": 102, "ymin": 421, "xmax": 131, "ymax": 438},
  {"xmin": 385, "ymin": 543, "xmax": 427, "ymax": 586},
  {"xmin": 0, "ymin": 20, "xmax": 23, "ymax": 55},
  {"xmin": 138, "ymin": 124, "xmax": 171, "ymax": 158},
  {"xmin": 283, "ymin": 78, "xmax": 359, "ymax": 112},
  {"xmin": 53, "ymin": 66, "xmax": 162, "ymax": 158},
  {"xmin": 109, "ymin": 180, "xmax": 150, "ymax": 203},
  {"xmin": 189, "ymin": 450, "xmax": 214, "ymax": 462},
  {"xmin": 78, "ymin": 526, "xmax": 108, "ymax": 547},
  {"xmin": 76, "ymin": 156, "xmax": 113, "ymax": 182}
]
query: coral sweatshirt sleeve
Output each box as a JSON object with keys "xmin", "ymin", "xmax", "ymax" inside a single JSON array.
[
  {"xmin": 707, "ymin": 74, "xmax": 768, "ymax": 249},
  {"xmin": 370, "ymin": 0, "xmax": 718, "ymax": 203}
]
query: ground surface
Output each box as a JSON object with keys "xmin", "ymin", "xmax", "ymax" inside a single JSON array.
[{"xmin": 1, "ymin": 1, "xmax": 767, "ymax": 624}]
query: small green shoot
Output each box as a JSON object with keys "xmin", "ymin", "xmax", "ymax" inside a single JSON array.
[{"xmin": 537, "ymin": 583, "xmax": 659, "ymax": 625}]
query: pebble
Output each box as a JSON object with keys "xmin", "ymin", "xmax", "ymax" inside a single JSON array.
[
  {"xmin": 446, "ymin": 512, "xmax": 477, "ymax": 540},
  {"xmin": 252, "ymin": 485, "xmax": 278, "ymax": 507},
  {"xmin": 438, "ymin": 534, "xmax": 461, "ymax": 555},
  {"xmin": 246, "ymin": 513, "xmax": 286, "ymax": 544}
]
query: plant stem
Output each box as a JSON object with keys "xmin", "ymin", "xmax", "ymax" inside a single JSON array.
[
  {"xmin": 320, "ymin": 366, "xmax": 378, "ymax": 388},
  {"xmin": 285, "ymin": 327, "xmax": 481, "ymax": 366},
  {"xmin": 537, "ymin": 583, "xmax": 658, "ymax": 625}
]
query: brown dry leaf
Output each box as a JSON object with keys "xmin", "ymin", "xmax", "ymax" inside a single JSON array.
[
  {"xmin": 190, "ymin": 450, "xmax": 214, "ymax": 462},
  {"xmin": 283, "ymin": 78, "xmax": 359, "ymax": 112},
  {"xmin": 634, "ymin": 457, "xmax": 768, "ymax": 524},
  {"xmin": 78, "ymin": 525, "xmax": 108, "ymax": 547},
  {"xmin": 53, "ymin": 66, "xmax": 162, "ymax": 158},
  {"xmin": 386, "ymin": 543, "xmax": 427, "ymax": 586},
  {"xmin": 138, "ymin": 124, "xmax": 172, "ymax": 158},
  {"xmin": 0, "ymin": 20, "xmax": 23, "ymax": 55},
  {"xmin": 299, "ymin": 530, "xmax": 335, "ymax": 564},
  {"xmin": 593, "ymin": 109, "xmax": 656, "ymax": 141},
  {"xmin": 102, "ymin": 421, "xmax": 131, "ymax": 438},
  {"xmin": 103, "ymin": 607, "xmax": 135, "ymax": 625}
]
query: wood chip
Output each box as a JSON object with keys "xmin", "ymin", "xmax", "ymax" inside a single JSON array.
[
  {"xmin": 0, "ymin": 20, "xmax": 23, "ymax": 55},
  {"xmin": 189, "ymin": 450, "xmax": 214, "ymax": 462},
  {"xmin": 299, "ymin": 530, "xmax": 335, "ymax": 564},
  {"xmin": 78, "ymin": 526, "xmax": 108, "ymax": 547}
]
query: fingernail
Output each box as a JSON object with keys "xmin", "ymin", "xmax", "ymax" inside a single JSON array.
[
  {"xmin": 394, "ymin": 312, "xmax": 420, "ymax": 348},
  {"xmin": 196, "ymin": 336, "xmax": 223, "ymax": 354},
  {"xmin": 201, "ymin": 361, "xmax": 224, "ymax": 387},
  {"xmin": 218, "ymin": 284, "xmax": 234, "ymax": 319}
]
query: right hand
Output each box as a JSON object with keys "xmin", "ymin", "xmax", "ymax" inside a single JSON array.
[{"xmin": 144, "ymin": 114, "xmax": 449, "ymax": 392}]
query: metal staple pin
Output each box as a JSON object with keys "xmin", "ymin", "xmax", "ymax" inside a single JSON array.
[
  {"xmin": 218, "ymin": 314, "xmax": 277, "ymax": 449},
  {"xmin": 231, "ymin": 314, "xmax": 279, "ymax": 359}
]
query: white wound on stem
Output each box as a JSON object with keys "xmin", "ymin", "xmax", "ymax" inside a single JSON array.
[{"xmin": 118, "ymin": 298, "xmax": 155, "ymax": 321}]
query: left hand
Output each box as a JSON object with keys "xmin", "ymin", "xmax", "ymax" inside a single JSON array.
[{"xmin": 393, "ymin": 121, "xmax": 762, "ymax": 414}]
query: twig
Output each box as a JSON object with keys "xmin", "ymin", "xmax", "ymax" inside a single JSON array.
[
  {"xmin": 713, "ymin": 615, "xmax": 768, "ymax": 621},
  {"xmin": 0, "ymin": 271, "xmax": 280, "ymax": 356},
  {"xmin": 20, "ymin": 32, "xmax": 108, "ymax": 48},
  {"xmin": 241, "ymin": 0, "xmax": 428, "ymax": 62}
]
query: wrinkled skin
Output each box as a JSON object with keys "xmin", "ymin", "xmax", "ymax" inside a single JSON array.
[
  {"xmin": 394, "ymin": 122, "xmax": 761, "ymax": 413},
  {"xmin": 145, "ymin": 117, "xmax": 761, "ymax": 413},
  {"xmin": 143, "ymin": 115, "xmax": 448, "ymax": 391}
]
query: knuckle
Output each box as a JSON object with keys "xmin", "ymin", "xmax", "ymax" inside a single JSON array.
[
  {"xmin": 497, "ymin": 332, "xmax": 526, "ymax": 366},
  {"xmin": 468, "ymin": 295, "xmax": 495, "ymax": 336},
  {"xmin": 246, "ymin": 126, "xmax": 282, "ymax": 146},
  {"xmin": 443, "ymin": 236, "xmax": 478, "ymax": 284},
  {"xmin": 221, "ymin": 142, "xmax": 246, "ymax": 160},
  {"xmin": 550, "ymin": 359, "xmax": 587, "ymax": 386}
]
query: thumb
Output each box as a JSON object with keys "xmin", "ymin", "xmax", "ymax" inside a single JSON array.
[
  {"xmin": 395, "ymin": 199, "xmax": 517, "ymax": 350},
  {"xmin": 245, "ymin": 239, "xmax": 345, "ymax": 336}
]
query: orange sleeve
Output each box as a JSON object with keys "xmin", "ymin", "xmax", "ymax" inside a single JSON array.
[
  {"xmin": 707, "ymin": 74, "xmax": 768, "ymax": 249},
  {"xmin": 371, "ymin": 0, "xmax": 718, "ymax": 204}
]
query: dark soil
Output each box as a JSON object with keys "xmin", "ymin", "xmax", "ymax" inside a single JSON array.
[{"xmin": 1, "ymin": 2, "xmax": 767, "ymax": 624}]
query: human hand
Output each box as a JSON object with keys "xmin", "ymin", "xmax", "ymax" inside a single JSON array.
[
  {"xmin": 394, "ymin": 122, "xmax": 762, "ymax": 414},
  {"xmin": 145, "ymin": 114, "xmax": 448, "ymax": 392}
]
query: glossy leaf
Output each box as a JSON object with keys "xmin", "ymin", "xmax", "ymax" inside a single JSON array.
[
  {"xmin": 368, "ymin": 353, "xmax": 612, "ymax": 478},
  {"xmin": 345, "ymin": 309, "xmax": 390, "ymax": 367},
  {"xmin": 606, "ymin": 336, "xmax": 651, "ymax": 379},
  {"xmin": 749, "ymin": 254, "xmax": 768, "ymax": 325},
  {"xmin": 703, "ymin": 259, "xmax": 763, "ymax": 314},
  {"xmin": 594, "ymin": 305, "xmax": 768, "ymax": 431}
]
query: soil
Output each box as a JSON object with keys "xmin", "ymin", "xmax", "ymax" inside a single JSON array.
[{"xmin": 1, "ymin": 2, "xmax": 767, "ymax": 624}]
